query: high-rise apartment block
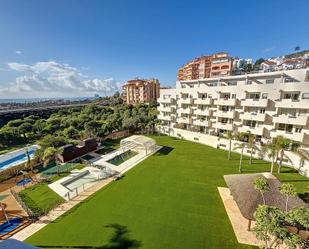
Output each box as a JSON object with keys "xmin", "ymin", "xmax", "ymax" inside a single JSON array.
[
  {"xmin": 178, "ymin": 52, "xmax": 233, "ymax": 81},
  {"xmin": 122, "ymin": 78, "xmax": 160, "ymax": 105},
  {"xmin": 158, "ymin": 68, "xmax": 309, "ymax": 145}
]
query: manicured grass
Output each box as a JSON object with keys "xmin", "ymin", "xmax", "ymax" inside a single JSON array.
[
  {"xmin": 19, "ymin": 175, "xmax": 66, "ymax": 216},
  {"xmin": 26, "ymin": 136, "xmax": 309, "ymax": 249}
]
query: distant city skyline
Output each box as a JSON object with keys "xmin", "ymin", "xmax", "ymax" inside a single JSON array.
[{"xmin": 0, "ymin": 0, "xmax": 308, "ymax": 98}]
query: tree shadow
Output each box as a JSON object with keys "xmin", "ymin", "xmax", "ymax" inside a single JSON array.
[
  {"xmin": 155, "ymin": 146, "xmax": 173, "ymax": 156},
  {"xmin": 298, "ymin": 193, "xmax": 309, "ymax": 204},
  {"xmin": 34, "ymin": 224, "xmax": 142, "ymax": 249}
]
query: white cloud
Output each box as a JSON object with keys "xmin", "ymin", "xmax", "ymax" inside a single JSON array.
[
  {"xmin": 15, "ymin": 50, "xmax": 22, "ymax": 54},
  {"xmin": 1, "ymin": 60, "xmax": 121, "ymax": 97},
  {"xmin": 262, "ymin": 47, "xmax": 276, "ymax": 53}
]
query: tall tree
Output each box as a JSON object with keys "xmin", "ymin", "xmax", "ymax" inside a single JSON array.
[
  {"xmin": 253, "ymin": 177, "xmax": 269, "ymax": 205},
  {"xmin": 279, "ymin": 183, "xmax": 297, "ymax": 212},
  {"xmin": 275, "ymin": 136, "xmax": 292, "ymax": 173},
  {"xmin": 262, "ymin": 141, "xmax": 280, "ymax": 174},
  {"xmin": 253, "ymin": 205, "xmax": 302, "ymax": 249},
  {"xmin": 233, "ymin": 142, "xmax": 246, "ymax": 173},
  {"xmin": 226, "ymin": 131, "xmax": 234, "ymax": 160}
]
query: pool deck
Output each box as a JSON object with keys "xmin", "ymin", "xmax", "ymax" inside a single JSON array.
[{"xmin": 93, "ymin": 146, "xmax": 161, "ymax": 174}]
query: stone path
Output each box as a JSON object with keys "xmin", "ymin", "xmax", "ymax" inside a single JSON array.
[{"xmin": 11, "ymin": 178, "xmax": 114, "ymax": 241}]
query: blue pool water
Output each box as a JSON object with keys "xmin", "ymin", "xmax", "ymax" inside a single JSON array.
[
  {"xmin": 0, "ymin": 217, "xmax": 23, "ymax": 235},
  {"xmin": 0, "ymin": 148, "xmax": 37, "ymax": 170},
  {"xmin": 16, "ymin": 178, "xmax": 33, "ymax": 186}
]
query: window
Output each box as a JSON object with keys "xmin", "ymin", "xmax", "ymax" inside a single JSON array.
[
  {"xmin": 262, "ymin": 93, "xmax": 268, "ymax": 99},
  {"xmin": 227, "ymin": 81, "xmax": 237, "ymax": 86},
  {"xmin": 246, "ymin": 80, "xmax": 252, "ymax": 85},
  {"xmin": 259, "ymin": 108, "xmax": 265, "ymax": 114},
  {"xmin": 284, "ymin": 78, "xmax": 295, "ymax": 83},
  {"xmin": 266, "ymin": 79, "xmax": 274, "ymax": 84},
  {"xmin": 302, "ymin": 93, "xmax": 309, "ymax": 99},
  {"xmin": 295, "ymin": 127, "xmax": 302, "ymax": 133}
]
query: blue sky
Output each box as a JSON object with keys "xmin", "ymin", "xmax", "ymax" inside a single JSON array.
[{"xmin": 0, "ymin": 0, "xmax": 308, "ymax": 98}]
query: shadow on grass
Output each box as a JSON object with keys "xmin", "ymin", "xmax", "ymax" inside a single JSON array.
[
  {"xmin": 155, "ymin": 146, "xmax": 174, "ymax": 156},
  {"xmin": 34, "ymin": 224, "xmax": 142, "ymax": 249},
  {"xmin": 298, "ymin": 193, "xmax": 309, "ymax": 203}
]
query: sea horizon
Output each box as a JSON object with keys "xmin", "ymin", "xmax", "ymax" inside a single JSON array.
[{"xmin": 0, "ymin": 96, "xmax": 94, "ymax": 104}]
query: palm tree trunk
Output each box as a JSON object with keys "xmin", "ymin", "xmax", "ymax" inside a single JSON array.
[
  {"xmin": 270, "ymin": 158, "xmax": 274, "ymax": 174},
  {"xmin": 228, "ymin": 139, "xmax": 231, "ymax": 160},
  {"xmin": 249, "ymin": 147, "xmax": 253, "ymax": 165},
  {"xmin": 285, "ymin": 196, "xmax": 289, "ymax": 212},
  {"xmin": 239, "ymin": 149, "xmax": 243, "ymax": 173},
  {"xmin": 278, "ymin": 150, "xmax": 283, "ymax": 174}
]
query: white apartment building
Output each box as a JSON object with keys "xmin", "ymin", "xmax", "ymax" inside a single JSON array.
[{"xmin": 158, "ymin": 68, "xmax": 309, "ymax": 145}]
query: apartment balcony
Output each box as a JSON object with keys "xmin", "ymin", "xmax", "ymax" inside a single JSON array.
[
  {"xmin": 213, "ymin": 110, "xmax": 236, "ymax": 119},
  {"xmin": 158, "ymin": 106, "xmax": 171, "ymax": 113},
  {"xmin": 241, "ymin": 98, "xmax": 268, "ymax": 107},
  {"xmin": 270, "ymin": 130, "xmax": 305, "ymax": 142},
  {"xmin": 178, "ymin": 98, "xmax": 193, "ymax": 105},
  {"xmin": 272, "ymin": 114, "xmax": 308, "ymax": 126},
  {"xmin": 214, "ymin": 98, "xmax": 237, "ymax": 106},
  {"xmin": 239, "ymin": 112, "xmax": 266, "ymax": 122},
  {"xmin": 158, "ymin": 114, "xmax": 171, "ymax": 121},
  {"xmin": 213, "ymin": 122, "xmax": 234, "ymax": 131},
  {"xmin": 178, "ymin": 117, "xmax": 191, "ymax": 124},
  {"xmin": 158, "ymin": 98, "xmax": 173, "ymax": 104},
  {"xmin": 194, "ymin": 109, "xmax": 212, "ymax": 116},
  {"xmin": 275, "ymin": 99, "xmax": 309, "ymax": 109},
  {"xmin": 194, "ymin": 98, "xmax": 213, "ymax": 105},
  {"xmin": 193, "ymin": 119, "xmax": 210, "ymax": 127},
  {"xmin": 238, "ymin": 125, "xmax": 265, "ymax": 136},
  {"xmin": 177, "ymin": 108, "xmax": 192, "ymax": 115}
]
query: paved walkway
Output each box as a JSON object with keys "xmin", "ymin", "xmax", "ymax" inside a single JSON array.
[
  {"xmin": 218, "ymin": 187, "xmax": 262, "ymax": 247},
  {"xmin": 11, "ymin": 177, "xmax": 114, "ymax": 241}
]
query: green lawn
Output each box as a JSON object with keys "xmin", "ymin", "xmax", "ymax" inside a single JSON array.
[
  {"xmin": 19, "ymin": 175, "xmax": 66, "ymax": 216},
  {"xmin": 26, "ymin": 136, "xmax": 309, "ymax": 249}
]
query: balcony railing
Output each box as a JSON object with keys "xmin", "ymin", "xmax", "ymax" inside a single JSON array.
[
  {"xmin": 241, "ymin": 98, "xmax": 268, "ymax": 107},
  {"xmin": 272, "ymin": 114, "xmax": 308, "ymax": 126}
]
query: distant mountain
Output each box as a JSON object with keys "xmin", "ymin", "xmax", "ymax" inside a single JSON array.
[{"xmin": 285, "ymin": 49, "xmax": 309, "ymax": 59}]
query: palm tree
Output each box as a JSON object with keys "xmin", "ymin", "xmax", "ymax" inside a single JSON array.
[
  {"xmin": 262, "ymin": 142, "xmax": 280, "ymax": 174},
  {"xmin": 233, "ymin": 142, "xmax": 246, "ymax": 173},
  {"xmin": 24, "ymin": 147, "xmax": 32, "ymax": 172},
  {"xmin": 226, "ymin": 131, "xmax": 234, "ymax": 160},
  {"xmin": 42, "ymin": 147, "xmax": 64, "ymax": 176},
  {"xmin": 275, "ymin": 136, "xmax": 292, "ymax": 174},
  {"xmin": 246, "ymin": 131, "xmax": 258, "ymax": 165},
  {"xmin": 291, "ymin": 144, "xmax": 308, "ymax": 171},
  {"xmin": 279, "ymin": 183, "xmax": 297, "ymax": 212},
  {"xmin": 253, "ymin": 177, "xmax": 270, "ymax": 205}
]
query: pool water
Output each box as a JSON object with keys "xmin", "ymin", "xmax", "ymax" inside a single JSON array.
[
  {"xmin": 0, "ymin": 217, "xmax": 23, "ymax": 235},
  {"xmin": 107, "ymin": 150, "xmax": 138, "ymax": 166},
  {"xmin": 16, "ymin": 178, "xmax": 32, "ymax": 186},
  {"xmin": 0, "ymin": 147, "xmax": 37, "ymax": 170}
]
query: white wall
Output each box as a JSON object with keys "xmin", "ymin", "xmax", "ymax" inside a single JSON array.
[{"xmin": 158, "ymin": 125, "xmax": 309, "ymax": 177}]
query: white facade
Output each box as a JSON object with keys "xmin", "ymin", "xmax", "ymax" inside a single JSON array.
[{"xmin": 158, "ymin": 69, "xmax": 309, "ymax": 144}]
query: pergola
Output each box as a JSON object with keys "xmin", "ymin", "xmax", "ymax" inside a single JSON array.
[{"xmin": 120, "ymin": 135, "xmax": 157, "ymax": 155}]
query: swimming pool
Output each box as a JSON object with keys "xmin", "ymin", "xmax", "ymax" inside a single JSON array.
[
  {"xmin": 0, "ymin": 217, "xmax": 23, "ymax": 235},
  {"xmin": 107, "ymin": 150, "xmax": 138, "ymax": 166},
  {"xmin": 0, "ymin": 146, "xmax": 38, "ymax": 171}
]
